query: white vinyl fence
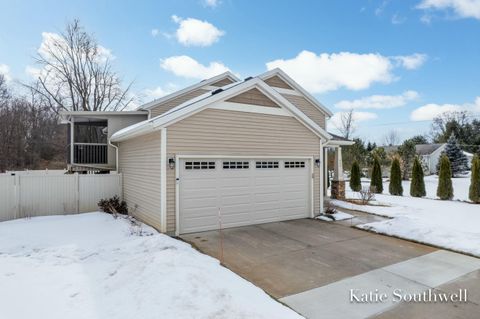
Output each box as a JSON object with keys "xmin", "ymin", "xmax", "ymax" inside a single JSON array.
[{"xmin": 0, "ymin": 173, "xmax": 122, "ymax": 222}]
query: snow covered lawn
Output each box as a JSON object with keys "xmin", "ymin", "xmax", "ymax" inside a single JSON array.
[
  {"xmin": 0, "ymin": 213, "xmax": 302, "ymax": 319},
  {"xmin": 360, "ymin": 174, "xmax": 471, "ymax": 201},
  {"xmin": 331, "ymin": 178, "xmax": 480, "ymax": 257}
]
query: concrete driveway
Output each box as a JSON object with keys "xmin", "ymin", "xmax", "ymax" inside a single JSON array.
[
  {"xmin": 181, "ymin": 218, "xmax": 480, "ymax": 318},
  {"xmin": 181, "ymin": 218, "xmax": 435, "ymax": 298}
]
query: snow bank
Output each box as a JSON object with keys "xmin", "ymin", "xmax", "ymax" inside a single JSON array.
[
  {"xmin": 0, "ymin": 213, "xmax": 302, "ymax": 319},
  {"xmin": 332, "ymin": 191, "xmax": 480, "ymax": 257}
]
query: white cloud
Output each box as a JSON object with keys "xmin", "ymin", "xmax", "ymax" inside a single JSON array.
[
  {"xmin": 391, "ymin": 13, "xmax": 407, "ymax": 24},
  {"xmin": 330, "ymin": 111, "xmax": 378, "ymax": 130},
  {"xmin": 335, "ymin": 90, "xmax": 419, "ymax": 110},
  {"xmin": 410, "ymin": 96, "xmax": 480, "ymax": 121},
  {"xmin": 203, "ymin": 0, "xmax": 220, "ymax": 7},
  {"xmin": 393, "ymin": 53, "xmax": 428, "ymax": 70},
  {"xmin": 171, "ymin": 15, "xmax": 224, "ymax": 47},
  {"xmin": 144, "ymin": 83, "xmax": 178, "ymax": 100},
  {"xmin": 266, "ymin": 51, "xmax": 394, "ymax": 94},
  {"xmin": 160, "ymin": 55, "xmax": 231, "ymax": 79},
  {"xmin": 417, "ymin": 0, "xmax": 480, "ymax": 20},
  {"xmin": 0, "ymin": 64, "xmax": 11, "ymax": 82},
  {"xmin": 151, "ymin": 29, "xmax": 159, "ymax": 37}
]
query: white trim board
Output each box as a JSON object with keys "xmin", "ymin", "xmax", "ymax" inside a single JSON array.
[
  {"xmin": 209, "ymin": 101, "xmax": 291, "ymax": 116},
  {"xmin": 160, "ymin": 128, "xmax": 167, "ymax": 233}
]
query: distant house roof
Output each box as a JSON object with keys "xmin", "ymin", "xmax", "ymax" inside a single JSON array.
[
  {"xmin": 415, "ymin": 143, "xmax": 445, "ymax": 155},
  {"xmin": 384, "ymin": 143, "xmax": 445, "ymax": 156}
]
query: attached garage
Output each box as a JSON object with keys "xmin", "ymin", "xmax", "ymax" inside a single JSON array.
[
  {"xmin": 112, "ymin": 72, "xmax": 343, "ymax": 235},
  {"xmin": 178, "ymin": 158, "xmax": 313, "ymax": 234}
]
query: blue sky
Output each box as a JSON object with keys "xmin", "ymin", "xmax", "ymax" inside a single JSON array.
[{"xmin": 1, "ymin": 0, "xmax": 479, "ymax": 143}]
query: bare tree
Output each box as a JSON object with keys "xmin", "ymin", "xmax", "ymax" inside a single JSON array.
[
  {"xmin": 336, "ymin": 109, "xmax": 355, "ymax": 139},
  {"xmin": 24, "ymin": 19, "xmax": 133, "ymax": 112},
  {"xmin": 383, "ymin": 130, "xmax": 400, "ymax": 146},
  {"xmin": 0, "ymin": 74, "xmax": 9, "ymax": 101}
]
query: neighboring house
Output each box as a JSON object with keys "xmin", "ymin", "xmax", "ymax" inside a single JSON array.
[
  {"xmin": 385, "ymin": 143, "xmax": 472, "ymax": 175},
  {"xmin": 62, "ymin": 68, "xmax": 352, "ymax": 235}
]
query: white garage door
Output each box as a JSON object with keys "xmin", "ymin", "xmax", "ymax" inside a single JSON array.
[{"xmin": 179, "ymin": 158, "xmax": 311, "ymax": 234}]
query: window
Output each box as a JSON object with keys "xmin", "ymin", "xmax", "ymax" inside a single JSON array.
[
  {"xmin": 285, "ymin": 161, "xmax": 306, "ymax": 168},
  {"xmin": 185, "ymin": 161, "xmax": 215, "ymax": 170},
  {"xmin": 223, "ymin": 161, "xmax": 249, "ymax": 169},
  {"xmin": 255, "ymin": 161, "xmax": 279, "ymax": 169}
]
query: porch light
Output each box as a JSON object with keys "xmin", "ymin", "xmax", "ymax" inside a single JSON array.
[
  {"xmin": 315, "ymin": 158, "xmax": 321, "ymax": 167},
  {"xmin": 168, "ymin": 157, "xmax": 176, "ymax": 169}
]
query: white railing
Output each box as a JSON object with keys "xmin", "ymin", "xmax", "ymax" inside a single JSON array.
[
  {"xmin": 73, "ymin": 143, "xmax": 108, "ymax": 164},
  {"xmin": 0, "ymin": 173, "xmax": 122, "ymax": 222}
]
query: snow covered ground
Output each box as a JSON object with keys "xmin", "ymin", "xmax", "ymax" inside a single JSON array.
[
  {"xmin": 360, "ymin": 174, "xmax": 471, "ymax": 201},
  {"xmin": 331, "ymin": 176, "xmax": 480, "ymax": 257},
  {"xmin": 0, "ymin": 213, "xmax": 302, "ymax": 319}
]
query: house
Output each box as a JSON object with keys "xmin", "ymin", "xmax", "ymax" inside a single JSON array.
[
  {"xmin": 62, "ymin": 68, "xmax": 353, "ymax": 235},
  {"xmin": 385, "ymin": 143, "xmax": 472, "ymax": 175}
]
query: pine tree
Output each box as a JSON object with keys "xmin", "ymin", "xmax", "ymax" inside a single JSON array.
[
  {"xmin": 437, "ymin": 155, "xmax": 454, "ymax": 200},
  {"xmin": 370, "ymin": 156, "xmax": 383, "ymax": 193},
  {"xmin": 443, "ymin": 134, "xmax": 469, "ymax": 177},
  {"xmin": 469, "ymin": 155, "xmax": 480, "ymax": 203},
  {"xmin": 350, "ymin": 161, "xmax": 361, "ymax": 192},
  {"xmin": 389, "ymin": 157, "xmax": 403, "ymax": 195},
  {"xmin": 410, "ymin": 157, "xmax": 426, "ymax": 197}
]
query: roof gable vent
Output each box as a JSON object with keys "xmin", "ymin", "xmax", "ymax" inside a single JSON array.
[
  {"xmin": 211, "ymin": 88, "xmax": 224, "ymax": 95},
  {"xmin": 244, "ymin": 76, "xmax": 253, "ymax": 81}
]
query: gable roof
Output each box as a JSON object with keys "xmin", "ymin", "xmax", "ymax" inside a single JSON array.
[
  {"xmin": 137, "ymin": 71, "xmax": 240, "ymax": 111},
  {"xmin": 259, "ymin": 68, "xmax": 334, "ymax": 117},
  {"xmin": 384, "ymin": 143, "xmax": 445, "ymax": 155},
  {"xmin": 111, "ymin": 77, "xmax": 332, "ymax": 142}
]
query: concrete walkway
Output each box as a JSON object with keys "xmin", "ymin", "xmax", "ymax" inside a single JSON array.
[{"xmin": 281, "ymin": 250, "xmax": 480, "ymax": 319}]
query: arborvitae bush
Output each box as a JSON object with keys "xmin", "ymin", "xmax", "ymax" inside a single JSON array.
[
  {"xmin": 389, "ymin": 157, "xmax": 403, "ymax": 196},
  {"xmin": 370, "ymin": 156, "xmax": 383, "ymax": 193},
  {"xmin": 410, "ymin": 157, "xmax": 426, "ymax": 197},
  {"xmin": 350, "ymin": 161, "xmax": 361, "ymax": 192},
  {"xmin": 437, "ymin": 155, "xmax": 454, "ymax": 200},
  {"xmin": 469, "ymin": 155, "xmax": 480, "ymax": 203}
]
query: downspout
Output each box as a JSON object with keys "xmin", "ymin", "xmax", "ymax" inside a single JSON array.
[
  {"xmin": 64, "ymin": 116, "xmax": 75, "ymax": 167},
  {"xmin": 108, "ymin": 138, "xmax": 119, "ymax": 173}
]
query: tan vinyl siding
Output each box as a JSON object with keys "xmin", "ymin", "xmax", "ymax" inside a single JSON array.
[
  {"xmin": 118, "ymin": 131, "xmax": 162, "ymax": 229},
  {"xmin": 211, "ymin": 78, "xmax": 234, "ymax": 86},
  {"xmin": 264, "ymin": 75, "xmax": 293, "ymax": 89},
  {"xmin": 150, "ymin": 89, "xmax": 210, "ymax": 118},
  {"xmin": 227, "ymin": 88, "xmax": 280, "ymax": 108},
  {"xmin": 282, "ymin": 94, "xmax": 326, "ymax": 129},
  {"xmin": 167, "ymin": 108, "xmax": 321, "ymax": 233}
]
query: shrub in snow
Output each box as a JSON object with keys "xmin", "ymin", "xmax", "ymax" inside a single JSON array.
[
  {"xmin": 370, "ymin": 155, "xmax": 383, "ymax": 193},
  {"xmin": 98, "ymin": 195, "xmax": 128, "ymax": 216},
  {"xmin": 439, "ymin": 134, "xmax": 469, "ymax": 177},
  {"xmin": 410, "ymin": 156, "xmax": 426, "ymax": 198},
  {"xmin": 469, "ymin": 155, "xmax": 480, "ymax": 203},
  {"xmin": 359, "ymin": 186, "xmax": 375, "ymax": 204},
  {"xmin": 389, "ymin": 157, "xmax": 403, "ymax": 196},
  {"xmin": 437, "ymin": 155, "xmax": 454, "ymax": 200},
  {"xmin": 350, "ymin": 161, "xmax": 361, "ymax": 192}
]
